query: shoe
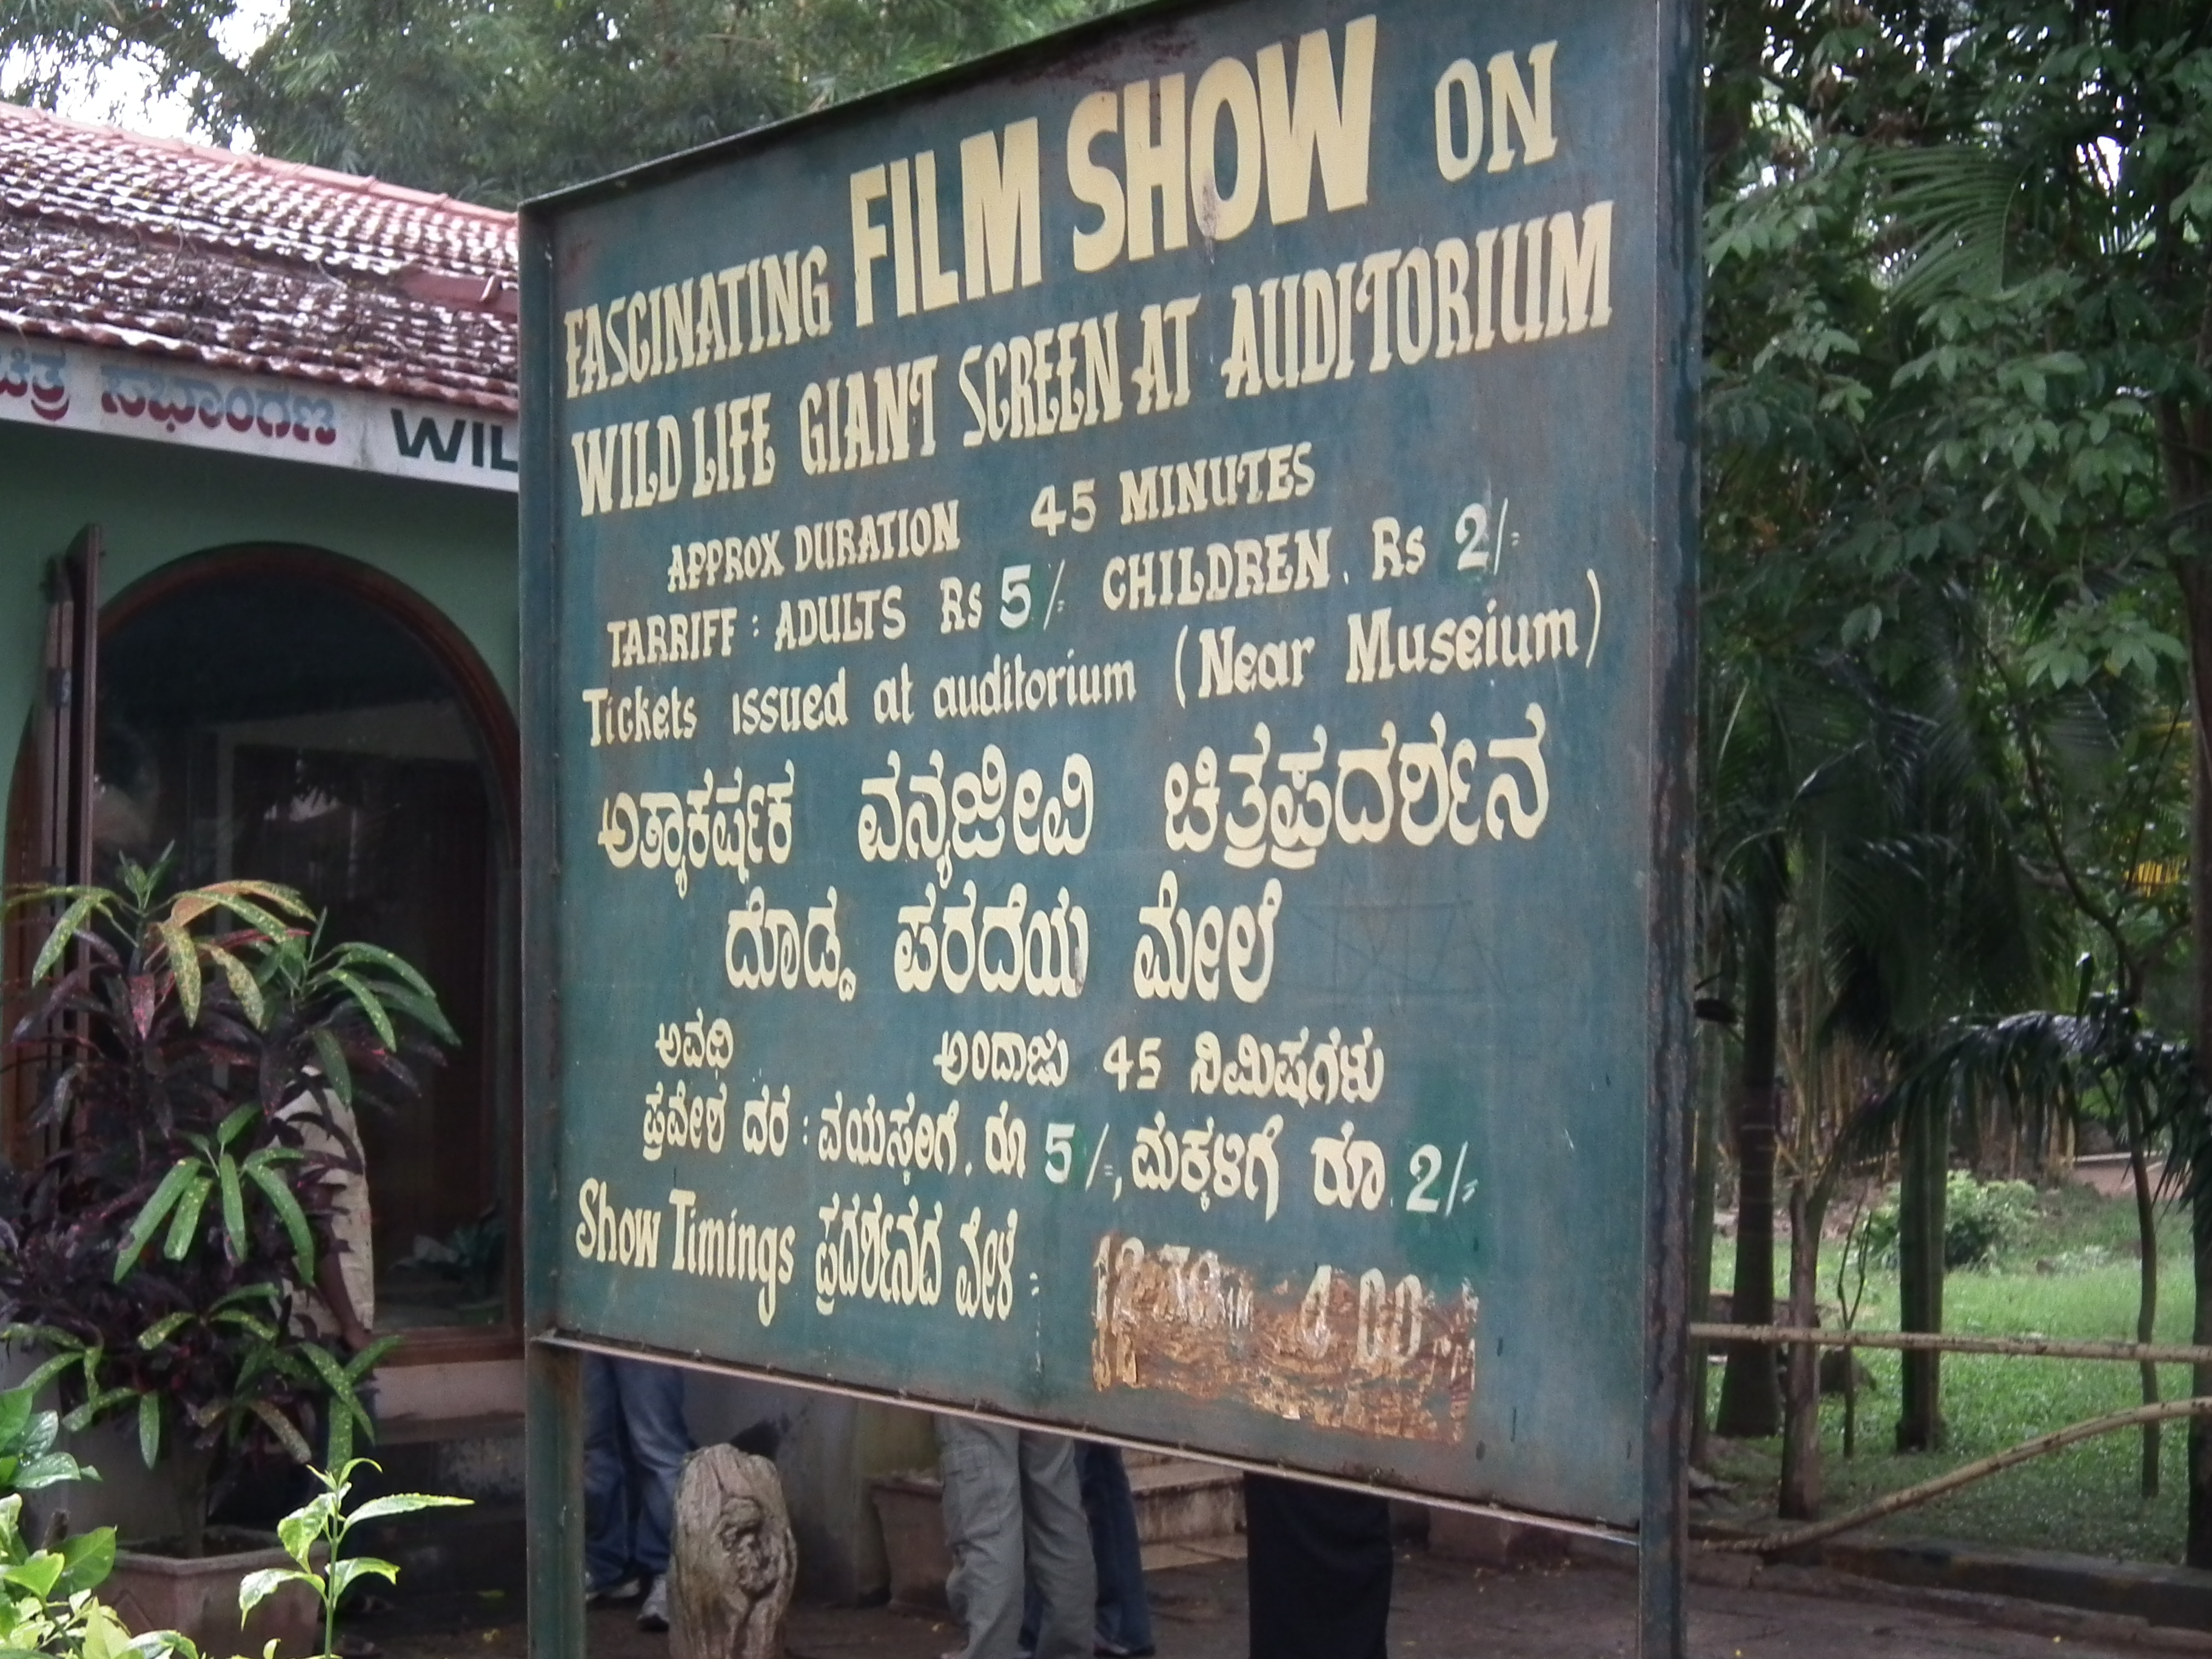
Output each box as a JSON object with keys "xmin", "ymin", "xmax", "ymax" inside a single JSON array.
[
  {"xmin": 1095, "ymin": 1643, "xmax": 1154, "ymax": 1658},
  {"xmin": 638, "ymin": 1575, "xmax": 670, "ymax": 1632},
  {"xmin": 585, "ymin": 1574, "xmax": 643, "ymax": 1607}
]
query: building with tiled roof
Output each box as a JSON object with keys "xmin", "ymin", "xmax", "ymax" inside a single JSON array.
[
  {"xmin": 0, "ymin": 105, "xmax": 529, "ymax": 1464},
  {"xmin": 0, "ymin": 101, "xmax": 520, "ymax": 480}
]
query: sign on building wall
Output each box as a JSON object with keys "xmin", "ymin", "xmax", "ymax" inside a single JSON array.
[
  {"xmin": 0, "ymin": 338, "xmax": 519, "ymax": 492},
  {"xmin": 523, "ymin": 0, "xmax": 1693, "ymax": 1527}
]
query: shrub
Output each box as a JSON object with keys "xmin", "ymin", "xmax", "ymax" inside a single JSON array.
[{"xmin": 1862, "ymin": 1172, "xmax": 2040, "ymax": 1269}]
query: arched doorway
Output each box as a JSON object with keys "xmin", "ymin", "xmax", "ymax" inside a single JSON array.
[{"xmin": 8, "ymin": 545, "xmax": 518, "ymax": 1349}]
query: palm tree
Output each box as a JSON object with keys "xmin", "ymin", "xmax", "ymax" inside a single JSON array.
[{"xmin": 1769, "ymin": 620, "xmax": 2052, "ymax": 1510}]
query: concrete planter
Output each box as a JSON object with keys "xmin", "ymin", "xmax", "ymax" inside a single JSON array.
[
  {"xmin": 103, "ymin": 1530, "xmax": 324, "ymax": 1658},
  {"xmin": 0, "ymin": 1346, "xmax": 195, "ymax": 1547},
  {"xmin": 868, "ymin": 1473, "xmax": 951, "ymax": 1615}
]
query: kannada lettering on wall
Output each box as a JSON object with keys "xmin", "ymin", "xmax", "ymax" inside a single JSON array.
[
  {"xmin": 528, "ymin": 0, "xmax": 1685, "ymax": 1524},
  {"xmin": 0, "ymin": 340, "xmax": 519, "ymax": 491}
]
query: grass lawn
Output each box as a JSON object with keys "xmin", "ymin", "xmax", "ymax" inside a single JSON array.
[{"xmin": 1700, "ymin": 1181, "xmax": 2204, "ymax": 1563}]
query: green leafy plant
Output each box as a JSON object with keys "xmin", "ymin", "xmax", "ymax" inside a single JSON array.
[
  {"xmin": 0, "ymin": 1380, "xmax": 127, "ymax": 1659},
  {"xmin": 0, "ymin": 856, "xmax": 452, "ymax": 1554},
  {"xmin": 1862, "ymin": 1173, "xmax": 2040, "ymax": 1270},
  {"xmin": 0, "ymin": 1442, "xmax": 475, "ymax": 1659},
  {"xmin": 238, "ymin": 1461, "xmax": 468, "ymax": 1659},
  {"xmin": 0, "ymin": 1488, "xmax": 125, "ymax": 1659}
]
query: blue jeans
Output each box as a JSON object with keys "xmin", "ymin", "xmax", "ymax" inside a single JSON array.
[
  {"xmin": 584, "ymin": 1356, "xmax": 691, "ymax": 1586},
  {"xmin": 1079, "ymin": 1444, "xmax": 1152, "ymax": 1652}
]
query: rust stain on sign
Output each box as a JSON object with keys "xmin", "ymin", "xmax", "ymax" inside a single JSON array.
[{"xmin": 1091, "ymin": 1232, "xmax": 1477, "ymax": 1443}]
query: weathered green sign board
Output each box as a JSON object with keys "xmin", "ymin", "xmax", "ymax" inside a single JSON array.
[{"xmin": 520, "ymin": 0, "xmax": 1696, "ymax": 1540}]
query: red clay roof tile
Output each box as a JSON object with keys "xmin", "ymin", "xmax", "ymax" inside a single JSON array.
[{"xmin": 0, "ymin": 102, "xmax": 518, "ymax": 413}]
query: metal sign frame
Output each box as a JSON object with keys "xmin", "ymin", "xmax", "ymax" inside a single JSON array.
[{"xmin": 519, "ymin": 0, "xmax": 1697, "ymax": 1647}]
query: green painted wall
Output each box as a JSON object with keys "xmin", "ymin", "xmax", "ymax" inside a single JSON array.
[{"xmin": 0, "ymin": 418, "xmax": 518, "ymax": 878}]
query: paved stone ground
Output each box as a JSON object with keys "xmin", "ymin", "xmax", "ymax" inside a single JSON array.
[{"xmin": 372, "ymin": 1549, "xmax": 2212, "ymax": 1659}]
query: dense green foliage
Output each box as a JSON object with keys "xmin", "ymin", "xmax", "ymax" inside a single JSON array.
[
  {"xmin": 1702, "ymin": 0, "xmax": 2210, "ymax": 1045},
  {"xmin": 0, "ymin": 0, "xmax": 1134, "ymax": 203},
  {"xmin": 1698, "ymin": 0, "xmax": 2212, "ymax": 1541}
]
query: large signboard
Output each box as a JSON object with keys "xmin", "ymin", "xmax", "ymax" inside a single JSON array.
[{"xmin": 522, "ymin": 0, "xmax": 1694, "ymax": 1529}]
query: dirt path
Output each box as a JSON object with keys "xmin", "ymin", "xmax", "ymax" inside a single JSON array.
[{"xmin": 371, "ymin": 1550, "xmax": 2212, "ymax": 1659}]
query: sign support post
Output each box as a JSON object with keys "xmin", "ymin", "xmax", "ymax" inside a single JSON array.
[
  {"xmin": 1640, "ymin": 0, "xmax": 1700, "ymax": 1649},
  {"xmin": 520, "ymin": 199, "xmax": 589, "ymax": 1659}
]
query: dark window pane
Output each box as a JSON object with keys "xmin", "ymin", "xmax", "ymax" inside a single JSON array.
[{"xmin": 99, "ymin": 571, "xmax": 506, "ymax": 1332}]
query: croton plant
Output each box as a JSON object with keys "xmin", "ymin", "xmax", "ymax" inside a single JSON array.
[{"xmin": 0, "ymin": 857, "xmax": 452, "ymax": 1553}]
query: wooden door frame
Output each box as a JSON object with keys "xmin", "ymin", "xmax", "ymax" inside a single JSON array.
[{"xmin": 3, "ymin": 530, "xmax": 100, "ymax": 1174}]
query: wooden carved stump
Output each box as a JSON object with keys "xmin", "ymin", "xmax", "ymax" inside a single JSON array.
[{"xmin": 669, "ymin": 1444, "xmax": 797, "ymax": 1659}]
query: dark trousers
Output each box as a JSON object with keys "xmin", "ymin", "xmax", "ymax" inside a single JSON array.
[
  {"xmin": 1080, "ymin": 1443, "xmax": 1153, "ymax": 1652},
  {"xmin": 1244, "ymin": 1474, "xmax": 1392, "ymax": 1659}
]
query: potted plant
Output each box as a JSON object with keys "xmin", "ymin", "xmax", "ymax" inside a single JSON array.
[
  {"xmin": 0, "ymin": 1372, "xmax": 470, "ymax": 1659},
  {"xmin": 0, "ymin": 856, "xmax": 454, "ymax": 1653}
]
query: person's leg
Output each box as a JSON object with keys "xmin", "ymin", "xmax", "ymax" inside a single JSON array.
[
  {"xmin": 1244, "ymin": 1474, "xmax": 1392, "ymax": 1659},
  {"xmin": 581, "ymin": 1355, "xmax": 634, "ymax": 1593},
  {"xmin": 1017, "ymin": 1579, "xmax": 1042, "ymax": 1657},
  {"xmin": 608, "ymin": 1358, "xmax": 689, "ymax": 1629},
  {"xmin": 936, "ymin": 1417, "xmax": 1025, "ymax": 1659},
  {"xmin": 1017, "ymin": 1433, "xmax": 1096, "ymax": 1659},
  {"xmin": 612, "ymin": 1359, "xmax": 691, "ymax": 1579},
  {"xmin": 1078, "ymin": 1444, "xmax": 1152, "ymax": 1655}
]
